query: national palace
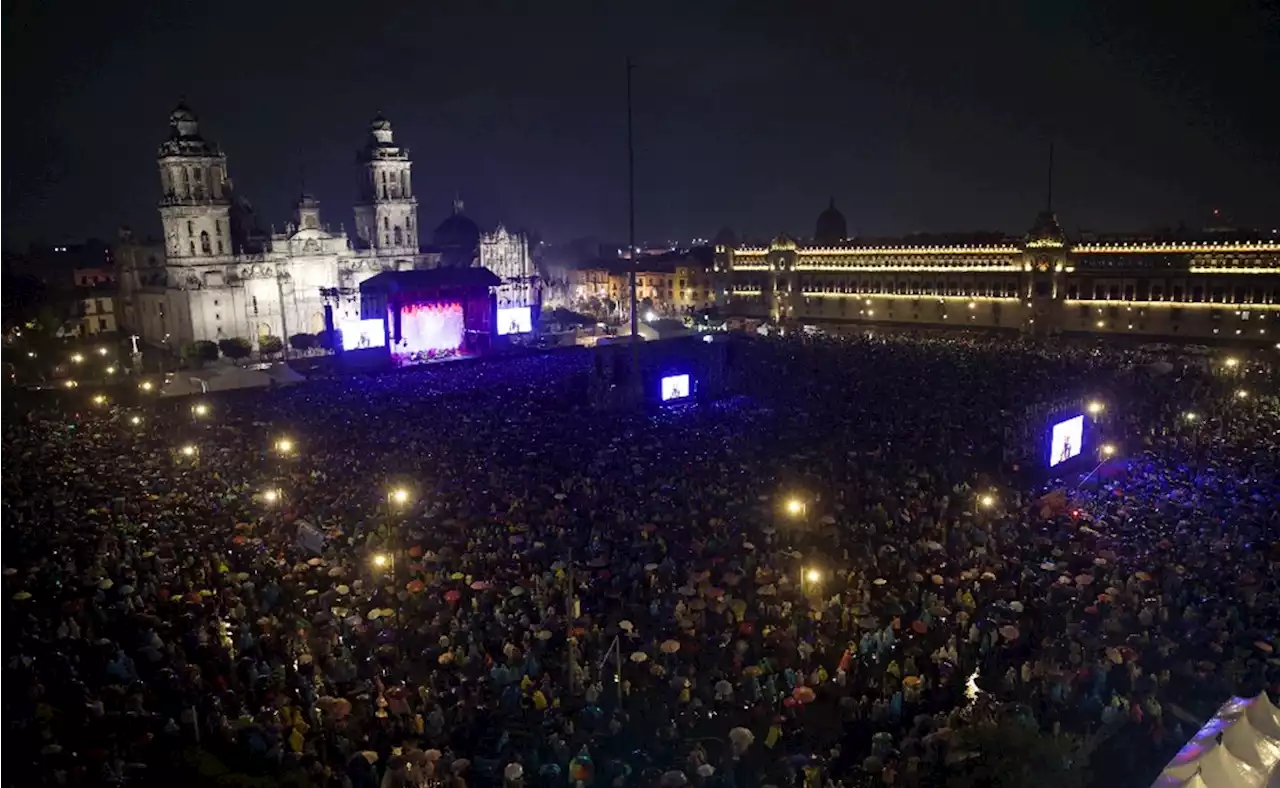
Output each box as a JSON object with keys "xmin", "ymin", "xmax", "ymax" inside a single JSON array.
[{"xmin": 714, "ymin": 203, "xmax": 1280, "ymax": 343}]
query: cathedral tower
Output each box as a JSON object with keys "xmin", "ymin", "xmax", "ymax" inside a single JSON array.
[
  {"xmin": 353, "ymin": 113, "xmax": 418, "ymax": 253},
  {"xmin": 157, "ymin": 103, "xmax": 232, "ymax": 260}
]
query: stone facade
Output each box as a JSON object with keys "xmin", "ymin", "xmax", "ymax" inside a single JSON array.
[
  {"xmin": 118, "ymin": 105, "xmax": 439, "ymax": 354},
  {"xmin": 715, "ymin": 209, "xmax": 1280, "ymax": 343},
  {"xmin": 479, "ymin": 225, "xmax": 538, "ymax": 310}
]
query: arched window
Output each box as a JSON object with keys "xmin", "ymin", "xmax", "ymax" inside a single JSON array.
[
  {"xmin": 200, "ymin": 231, "xmax": 212, "ymax": 254},
  {"xmin": 215, "ymin": 220, "xmax": 222, "ymax": 236},
  {"xmin": 189, "ymin": 241, "xmax": 196, "ymax": 255},
  {"xmin": 393, "ymin": 226, "xmax": 403, "ymax": 246},
  {"xmin": 187, "ymin": 220, "xmax": 194, "ymax": 236},
  {"xmin": 406, "ymin": 215, "xmax": 413, "ymax": 231},
  {"xmin": 181, "ymin": 168, "xmax": 190, "ymax": 197},
  {"xmin": 384, "ymin": 216, "xmax": 390, "ymax": 230}
]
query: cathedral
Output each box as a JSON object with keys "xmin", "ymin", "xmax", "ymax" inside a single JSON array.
[{"xmin": 117, "ymin": 104, "xmax": 538, "ymax": 352}]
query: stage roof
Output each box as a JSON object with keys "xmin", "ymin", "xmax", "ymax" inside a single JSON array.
[{"xmin": 359, "ymin": 268, "xmax": 501, "ymax": 295}]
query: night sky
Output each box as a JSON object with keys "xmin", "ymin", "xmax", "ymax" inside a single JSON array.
[{"xmin": 5, "ymin": 0, "xmax": 1278, "ymax": 251}]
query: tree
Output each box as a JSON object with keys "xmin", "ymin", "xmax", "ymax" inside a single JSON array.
[
  {"xmin": 183, "ymin": 340, "xmax": 219, "ymax": 366},
  {"xmin": 218, "ymin": 337, "xmax": 253, "ymax": 362},
  {"xmin": 259, "ymin": 334, "xmax": 284, "ymax": 357},
  {"xmin": 315, "ymin": 329, "xmax": 339, "ymax": 351},
  {"xmin": 946, "ymin": 720, "xmax": 1090, "ymax": 788},
  {"xmin": 289, "ymin": 333, "xmax": 316, "ymax": 352}
]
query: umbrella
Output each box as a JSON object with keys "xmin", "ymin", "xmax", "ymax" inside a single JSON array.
[
  {"xmin": 470, "ymin": 581, "xmax": 490, "ymax": 590},
  {"xmin": 510, "ymin": 586, "xmax": 526, "ymax": 597},
  {"xmin": 999, "ymin": 625, "xmax": 1019, "ymax": 641},
  {"xmin": 630, "ymin": 651, "xmax": 648, "ymax": 663},
  {"xmin": 873, "ymin": 578, "xmax": 887, "ymax": 586},
  {"xmin": 619, "ymin": 620, "xmax": 634, "ymax": 631},
  {"xmin": 406, "ymin": 580, "xmax": 424, "ymax": 593},
  {"xmin": 443, "ymin": 590, "xmax": 461, "ymax": 603},
  {"xmin": 661, "ymin": 639, "xmax": 681, "ymax": 654},
  {"xmin": 1075, "ymin": 574, "xmax": 1094, "ymax": 585},
  {"xmin": 792, "ymin": 686, "xmax": 816, "ymax": 703},
  {"xmin": 931, "ymin": 574, "xmax": 944, "ymax": 585},
  {"xmin": 536, "ymin": 629, "xmax": 553, "ymax": 641}
]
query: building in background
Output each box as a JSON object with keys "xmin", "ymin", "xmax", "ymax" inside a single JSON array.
[
  {"xmin": 563, "ymin": 247, "xmax": 715, "ymax": 320},
  {"xmin": 715, "ymin": 201, "xmax": 1280, "ymax": 342},
  {"xmin": 479, "ymin": 224, "xmax": 539, "ymax": 311},
  {"xmin": 116, "ymin": 104, "xmax": 534, "ymax": 355}
]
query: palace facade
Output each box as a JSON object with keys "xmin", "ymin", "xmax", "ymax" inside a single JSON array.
[
  {"xmin": 715, "ymin": 204, "xmax": 1280, "ymax": 342},
  {"xmin": 117, "ymin": 104, "xmax": 537, "ymax": 353}
]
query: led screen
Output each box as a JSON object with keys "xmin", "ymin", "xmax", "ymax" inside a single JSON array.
[
  {"xmin": 392, "ymin": 302, "xmax": 465, "ymax": 360},
  {"xmin": 339, "ymin": 318, "xmax": 386, "ymax": 351},
  {"xmin": 661, "ymin": 374, "xmax": 691, "ymax": 402},
  {"xmin": 497, "ymin": 306, "xmax": 533, "ymax": 336},
  {"xmin": 1048, "ymin": 415, "xmax": 1084, "ymax": 467}
]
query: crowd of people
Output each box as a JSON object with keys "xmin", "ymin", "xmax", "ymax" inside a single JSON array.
[{"xmin": 4, "ymin": 333, "xmax": 1278, "ymax": 788}]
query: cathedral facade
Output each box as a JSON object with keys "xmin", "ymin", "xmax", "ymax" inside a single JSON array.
[{"xmin": 117, "ymin": 104, "xmax": 536, "ymax": 354}]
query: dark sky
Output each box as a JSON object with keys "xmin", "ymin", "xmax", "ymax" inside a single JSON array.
[{"xmin": 5, "ymin": 0, "xmax": 1278, "ymax": 250}]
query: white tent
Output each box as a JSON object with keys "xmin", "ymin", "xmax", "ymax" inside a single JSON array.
[
  {"xmin": 159, "ymin": 364, "xmax": 275, "ymax": 397},
  {"xmin": 1151, "ymin": 694, "xmax": 1280, "ymax": 787}
]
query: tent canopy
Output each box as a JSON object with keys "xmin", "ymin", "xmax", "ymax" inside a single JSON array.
[{"xmin": 1151, "ymin": 693, "xmax": 1280, "ymax": 788}]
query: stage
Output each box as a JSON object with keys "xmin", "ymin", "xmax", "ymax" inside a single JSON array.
[{"xmin": 350, "ymin": 268, "xmax": 502, "ymax": 367}]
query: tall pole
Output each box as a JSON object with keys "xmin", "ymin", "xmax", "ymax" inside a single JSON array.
[
  {"xmin": 626, "ymin": 57, "xmax": 640, "ymax": 396},
  {"xmin": 1046, "ymin": 142, "xmax": 1055, "ymax": 214}
]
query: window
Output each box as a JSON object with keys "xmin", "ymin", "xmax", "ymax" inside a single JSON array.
[
  {"xmin": 1172, "ymin": 286, "xmax": 1184, "ymax": 301},
  {"xmin": 189, "ymin": 241, "xmax": 196, "ymax": 255},
  {"xmin": 193, "ymin": 167, "xmax": 202, "ymax": 179},
  {"xmin": 384, "ymin": 234, "xmax": 390, "ymax": 246},
  {"xmin": 406, "ymin": 216, "xmax": 413, "ymax": 231},
  {"xmin": 215, "ymin": 220, "xmax": 222, "ymax": 236},
  {"xmin": 216, "ymin": 314, "xmax": 221, "ymax": 321},
  {"xmin": 253, "ymin": 296, "xmax": 259, "ymax": 316},
  {"xmin": 384, "ymin": 216, "xmax": 390, "ymax": 230},
  {"xmin": 1123, "ymin": 285, "xmax": 1135, "ymax": 301},
  {"xmin": 98, "ymin": 299, "xmax": 108, "ymax": 313},
  {"xmin": 200, "ymin": 231, "xmax": 211, "ymax": 254},
  {"xmin": 217, "ymin": 241, "xmax": 223, "ymax": 254},
  {"xmin": 393, "ymin": 226, "xmax": 403, "ymax": 246},
  {"xmin": 187, "ymin": 221, "xmax": 194, "ymax": 236},
  {"xmin": 99, "ymin": 318, "xmax": 108, "ymax": 331},
  {"xmin": 214, "ymin": 300, "xmax": 219, "ymax": 306}
]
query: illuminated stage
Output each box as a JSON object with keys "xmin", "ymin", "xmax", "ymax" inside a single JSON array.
[{"xmin": 356, "ymin": 268, "xmax": 502, "ymax": 366}]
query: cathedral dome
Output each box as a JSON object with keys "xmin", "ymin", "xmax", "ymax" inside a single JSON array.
[
  {"xmin": 814, "ymin": 198, "xmax": 847, "ymax": 244},
  {"xmin": 1026, "ymin": 210, "xmax": 1068, "ymax": 246},
  {"xmin": 369, "ymin": 112, "xmax": 392, "ymax": 131},
  {"xmin": 433, "ymin": 198, "xmax": 480, "ymax": 265}
]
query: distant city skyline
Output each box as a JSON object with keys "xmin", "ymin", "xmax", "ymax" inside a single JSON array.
[{"xmin": 6, "ymin": 2, "xmax": 1278, "ymax": 251}]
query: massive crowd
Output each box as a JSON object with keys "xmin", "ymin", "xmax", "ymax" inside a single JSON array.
[{"xmin": 4, "ymin": 333, "xmax": 1278, "ymax": 788}]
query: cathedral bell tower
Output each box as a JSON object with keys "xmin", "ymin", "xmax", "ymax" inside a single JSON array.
[
  {"xmin": 353, "ymin": 113, "xmax": 418, "ymax": 254},
  {"xmin": 157, "ymin": 103, "xmax": 232, "ymax": 261}
]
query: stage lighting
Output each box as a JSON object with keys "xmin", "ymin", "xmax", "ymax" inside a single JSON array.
[
  {"xmin": 1086, "ymin": 401, "xmax": 1104, "ymax": 415},
  {"xmin": 1101, "ymin": 444, "xmax": 1116, "ymax": 457}
]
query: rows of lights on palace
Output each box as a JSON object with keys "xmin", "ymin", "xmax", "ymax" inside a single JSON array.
[
  {"xmin": 712, "ymin": 202, "xmax": 1279, "ymax": 341},
  {"xmin": 110, "ymin": 104, "xmax": 1277, "ymax": 348},
  {"xmin": 116, "ymin": 104, "xmax": 537, "ymax": 350}
]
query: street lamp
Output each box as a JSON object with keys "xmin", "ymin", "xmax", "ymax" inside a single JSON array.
[
  {"xmin": 179, "ymin": 444, "xmax": 198, "ymax": 457},
  {"xmin": 388, "ymin": 488, "xmax": 411, "ymax": 506},
  {"xmin": 96, "ymin": 347, "xmax": 109, "ymax": 357},
  {"xmin": 129, "ymin": 415, "xmax": 143, "ymax": 426},
  {"xmin": 1086, "ymin": 400, "xmax": 1105, "ymax": 415},
  {"xmin": 785, "ymin": 498, "xmax": 805, "ymax": 517},
  {"xmin": 275, "ymin": 438, "xmax": 295, "ymax": 455},
  {"xmin": 262, "ymin": 488, "xmax": 281, "ymax": 504},
  {"xmin": 1224, "ymin": 357, "xmax": 1240, "ymax": 369},
  {"xmin": 1184, "ymin": 412, "xmax": 1198, "ymax": 423},
  {"xmin": 91, "ymin": 394, "xmax": 107, "ymax": 406},
  {"xmin": 1100, "ymin": 443, "xmax": 1116, "ymax": 457},
  {"xmin": 1236, "ymin": 389, "xmax": 1249, "ymax": 400},
  {"xmin": 64, "ymin": 379, "xmax": 78, "ymax": 389},
  {"xmin": 372, "ymin": 553, "xmax": 391, "ymax": 569},
  {"xmin": 978, "ymin": 494, "xmax": 996, "ymax": 509},
  {"xmin": 71, "ymin": 353, "xmax": 84, "ymax": 364},
  {"xmin": 192, "ymin": 403, "xmax": 209, "ymax": 418},
  {"xmin": 800, "ymin": 566, "xmax": 823, "ymax": 596},
  {"xmin": 139, "ymin": 381, "xmax": 154, "ymax": 392}
]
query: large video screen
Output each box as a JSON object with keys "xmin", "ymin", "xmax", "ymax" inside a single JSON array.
[
  {"xmin": 497, "ymin": 306, "xmax": 533, "ymax": 336},
  {"xmin": 392, "ymin": 301, "xmax": 465, "ymax": 360},
  {"xmin": 339, "ymin": 318, "xmax": 386, "ymax": 351},
  {"xmin": 1048, "ymin": 415, "xmax": 1084, "ymax": 467},
  {"xmin": 661, "ymin": 374, "xmax": 691, "ymax": 402}
]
